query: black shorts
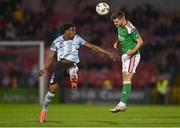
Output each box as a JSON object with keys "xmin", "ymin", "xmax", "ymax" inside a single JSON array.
[{"xmin": 49, "ymin": 59, "xmax": 76, "ymax": 85}]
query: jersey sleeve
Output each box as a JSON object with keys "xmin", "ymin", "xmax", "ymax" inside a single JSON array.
[
  {"xmin": 130, "ymin": 29, "xmax": 140, "ymax": 40},
  {"xmin": 50, "ymin": 41, "xmax": 57, "ymax": 52},
  {"xmin": 78, "ymin": 36, "xmax": 86, "ymax": 46}
]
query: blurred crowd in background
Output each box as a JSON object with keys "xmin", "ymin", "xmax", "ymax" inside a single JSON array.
[{"xmin": 0, "ymin": 0, "xmax": 180, "ymax": 103}]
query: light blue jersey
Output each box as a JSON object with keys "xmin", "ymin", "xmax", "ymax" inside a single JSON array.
[{"xmin": 50, "ymin": 35, "xmax": 86, "ymax": 63}]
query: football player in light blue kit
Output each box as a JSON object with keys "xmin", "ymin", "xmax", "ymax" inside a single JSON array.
[{"xmin": 39, "ymin": 23, "xmax": 119, "ymax": 123}]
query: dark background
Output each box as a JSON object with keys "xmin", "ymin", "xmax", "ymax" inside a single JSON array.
[{"xmin": 0, "ymin": 0, "xmax": 180, "ymax": 104}]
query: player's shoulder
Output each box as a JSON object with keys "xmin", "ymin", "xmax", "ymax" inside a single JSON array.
[
  {"xmin": 73, "ymin": 34, "xmax": 85, "ymax": 41},
  {"xmin": 125, "ymin": 20, "xmax": 137, "ymax": 34},
  {"xmin": 73, "ymin": 34, "xmax": 86, "ymax": 45},
  {"xmin": 74, "ymin": 34, "xmax": 82, "ymax": 39},
  {"xmin": 52, "ymin": 35, "xmax": 64, "ymax": 44},
  {"xmin": 125, "ymin": 20, "xmax": 136, "ymax": 30}
]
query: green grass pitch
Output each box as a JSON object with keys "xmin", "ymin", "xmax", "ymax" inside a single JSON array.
[{"xmin": 0, "ymin": 104, "xmax": 180, "ymax": 127}]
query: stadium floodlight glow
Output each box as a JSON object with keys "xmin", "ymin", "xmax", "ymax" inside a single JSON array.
[{"xmin": 0, "ymin": 41, "xmax": 45, "ymax": 104}]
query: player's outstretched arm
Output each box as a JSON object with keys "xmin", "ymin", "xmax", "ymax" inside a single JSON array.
[
  {"xmin": 84, "ymin": 42, "xmax": 120, "ymax": 61},
  {"xmin": 39, "ymin": 51, "xmax": 56, "ymax": 76}
]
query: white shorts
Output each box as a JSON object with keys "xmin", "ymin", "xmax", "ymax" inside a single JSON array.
[{"xmin": 121, "ymin": 53, "xmax": 140, "ymax": 73}]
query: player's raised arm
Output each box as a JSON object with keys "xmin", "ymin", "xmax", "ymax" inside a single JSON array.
[
  {"xmin": 39, "ymin": 51, "xmax": 56, "ymax": 76},
  {"xmin": 84, "ymin": 42, "xmax": 120, "ymax": 61}
]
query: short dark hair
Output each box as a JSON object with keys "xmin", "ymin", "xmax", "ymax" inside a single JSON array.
[
  {"xmin": 111, "ymin": 10, "xmax": 125, "ymax": 20},
  {"xmin": 61, "ymin": 23, "xmax": 75, "ymax": 33}
]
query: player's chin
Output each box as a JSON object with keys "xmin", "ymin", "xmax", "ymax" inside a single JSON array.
[{"xmin": 71, "ymin": 34, "xmax": 75, "ymax": 39}]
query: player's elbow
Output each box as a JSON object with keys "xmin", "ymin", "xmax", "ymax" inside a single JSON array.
[
  {"xmin": 139, "ymin": 38, "xmax": 143, "ymax": 47},
  {"xmin": 140, "ymin": 40, "xmax": 143, "ymax": 46}
]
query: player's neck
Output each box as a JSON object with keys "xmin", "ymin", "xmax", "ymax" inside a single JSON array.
[{"xmin": 63, "ymin": 35, "xmax": 70, "ymax": 40}]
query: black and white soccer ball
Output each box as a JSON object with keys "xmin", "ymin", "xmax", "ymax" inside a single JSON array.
[{"xmin": 96, "ymin": 2, "xmax": 110, "ymax": 15}]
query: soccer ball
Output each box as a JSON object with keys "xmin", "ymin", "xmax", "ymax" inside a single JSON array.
[{"xmin": 96, "ymin": 2, "xmax": 110, "ymax": 15}]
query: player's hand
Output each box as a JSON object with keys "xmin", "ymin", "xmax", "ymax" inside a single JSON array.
[
  {"xmin": 127, "ymin": 50, "xmax": 134, "ymax": 56},
  {"xmin": 113, "ymin": 42, "xmax": 118, "ymax": 49},
  {"xmin": 39, "ymin": 69, "xmax": 46, "ymax": 76},
  {"xmin": 109, "ymin": 52, "xmax": 120, "ymax": 61}
]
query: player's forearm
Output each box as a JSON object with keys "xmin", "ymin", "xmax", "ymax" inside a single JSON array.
[
  {"xmin": 42, "ymin": 51, "xmax": 56, "ymax": 70},
  {"xmin": 42, "ymin": 59, "xmax": 53, "ymax": 70},
  {"xmin": 85, "ymin": 42, "xmax": 111, "ymax": 56},
  {"xmin": 132, "ymin": 38, "xmax": 143, "ymax": 53},
  {"xmin": 132, "ymin": 43, "xmax": 142, "ymax": 53},
  {"xmin": 115, "ymin": 40, "xmax": 119, "ymax": 44},
  {"xmin": 91, "ymin": 45, "xmax": 111, "ymax": 56},
  {"xmin": 114, "ymin": 40, "xmax": 120, "ymax": 49}
]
